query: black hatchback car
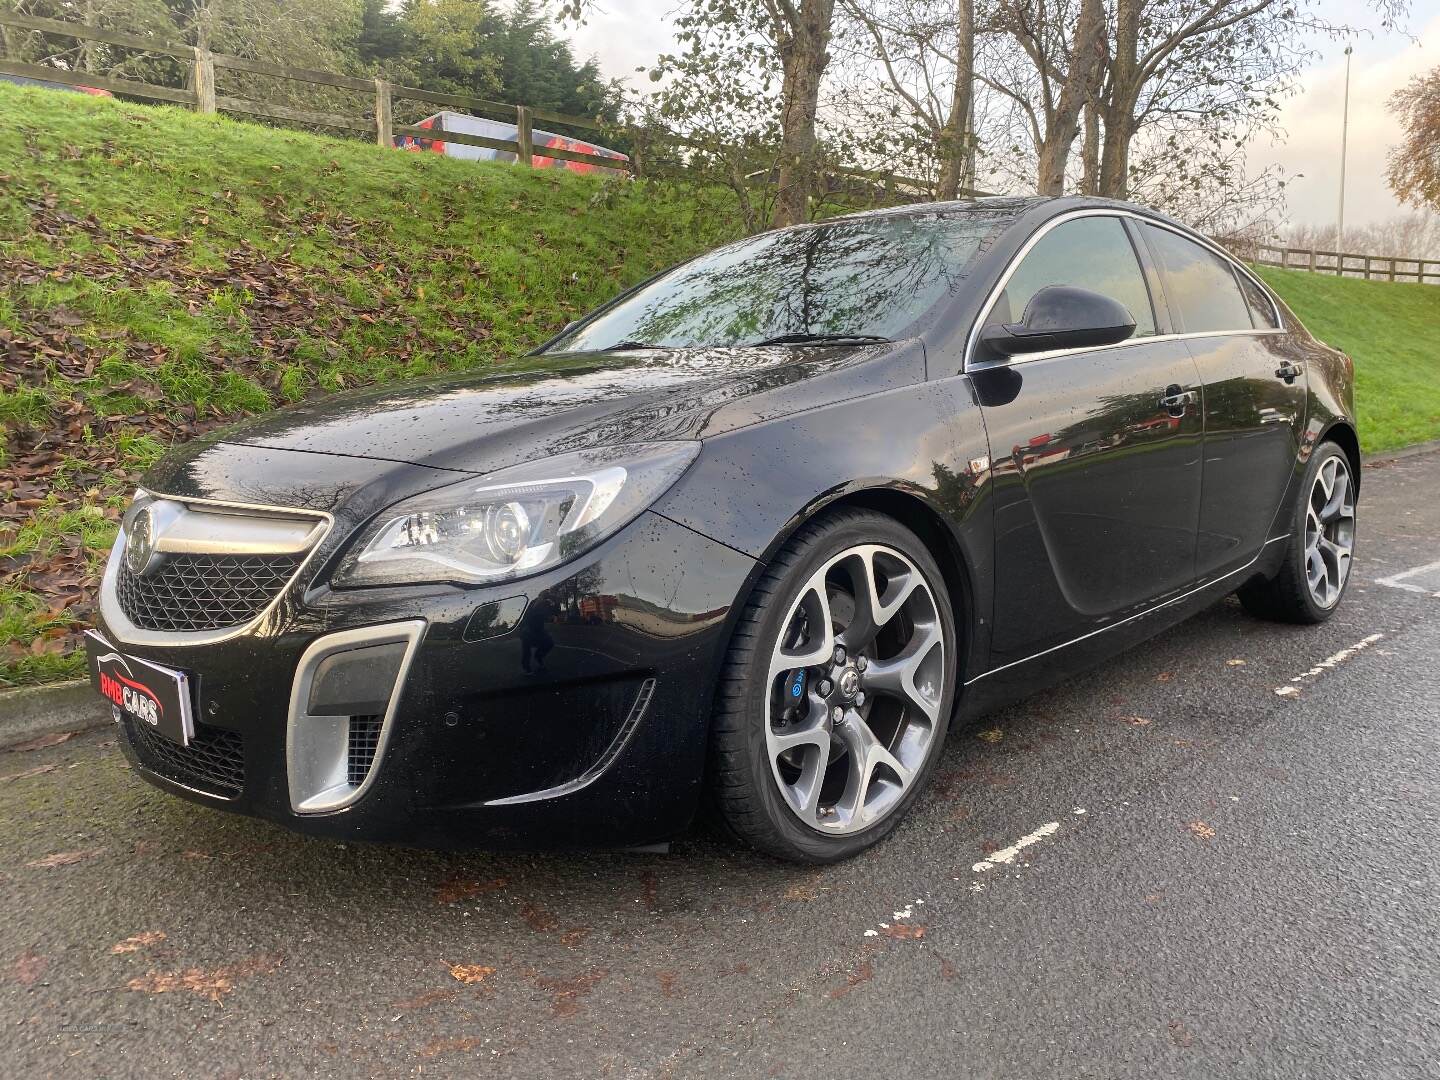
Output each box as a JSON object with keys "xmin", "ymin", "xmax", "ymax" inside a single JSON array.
[{"xmin": 86, "ymin": 196, "xmax": 1358, "ymax": 863}]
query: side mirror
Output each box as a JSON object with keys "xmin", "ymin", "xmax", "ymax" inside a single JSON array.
[{"xmin": 979, "ymin": 285, "xmax": 1136, "ymax": 358}]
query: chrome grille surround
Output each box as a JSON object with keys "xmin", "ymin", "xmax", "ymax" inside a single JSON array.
[{"xmin": 99, "ymin": 491, "xmax": 332, "ymax": 647}]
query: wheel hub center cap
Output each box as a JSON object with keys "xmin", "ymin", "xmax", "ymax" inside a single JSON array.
[{"xmin": 837, "ymin": 667, "xmax": 862, "ymax": 700}]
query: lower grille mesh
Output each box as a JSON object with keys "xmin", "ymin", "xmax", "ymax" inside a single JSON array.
[
  {"xmin": 124, "ymin": 718, "xmax": 245, "ymax": 796},
  {"xmin": 347, "ymin": 714, "xmax": 384, "ymax": 787}
]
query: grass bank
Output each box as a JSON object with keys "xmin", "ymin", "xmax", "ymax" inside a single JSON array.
[{"xmin": 1255, "ymin": 266, "xmax": 1440, "ymax": 453}]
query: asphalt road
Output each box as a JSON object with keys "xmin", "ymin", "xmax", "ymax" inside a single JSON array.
[{"xmin": 4, "ymin": 449, "xmax": 1440, "ymax": 1080}]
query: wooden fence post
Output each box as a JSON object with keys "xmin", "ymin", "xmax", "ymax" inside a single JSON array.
[
  {"xmin": 375, "ymin": 78, "xmax": 392, "ymax": 148},
  {"xmin": 193, "ymin": 48, "xmax": 215, "ymax": 114},
  {"xmin": 516, "ymin": 105, "xmax": 533, "ymax": 167},
  {"xmin": 1308, "ymin": 249, "xmax": 1316, "ymax": 272}
]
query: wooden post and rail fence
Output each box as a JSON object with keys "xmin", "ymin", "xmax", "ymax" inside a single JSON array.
[{"xmin": 1235, "ymin": 241, "xmax": 1440, "ymax": 285}]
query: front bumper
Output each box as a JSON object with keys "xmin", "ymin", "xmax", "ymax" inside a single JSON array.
[{"xmin": 100, "ymin": 510, "xmax": 756, "ymax": 849}]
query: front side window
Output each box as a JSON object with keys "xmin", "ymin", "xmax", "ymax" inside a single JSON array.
[
  {"xmin": 544, "ymin": 210, "xmax": 1017, "ymax": 354},
  {"xmin": 986, "ymin": 215, "xmax": 1157, "ymax": 338},
  {"xmin": 1142, "ymin": 224, "xmax": 1254, "ymax": 334}
]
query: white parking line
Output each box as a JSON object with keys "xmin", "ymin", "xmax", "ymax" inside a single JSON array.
[
  {"xmin": 1273, "ymin": 632, "xmax": 1385, "ymax": 697},
  {"xmin": 1376, "ymin": 559, "xmax": 1440, "ymax": 597},
  {"xmin": 971, "ymin": 821, "xmax": 1061, "ymax": 873}
]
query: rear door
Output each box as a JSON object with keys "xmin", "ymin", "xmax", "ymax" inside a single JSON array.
[
  {"xmin": 971, "ymin": 213, "xmax": 1205, "ymax": 667},
  {"xmin": 1137, "ymin": 223, "xmax": 1306, "ymax": 581}
]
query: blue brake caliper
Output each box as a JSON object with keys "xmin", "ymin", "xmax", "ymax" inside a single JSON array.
[{"xmin": 786, "ymin": 668, "xmax": 807, "ymax": 703}]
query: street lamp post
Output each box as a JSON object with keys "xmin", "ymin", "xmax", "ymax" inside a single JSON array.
[{"xmin": 1338, "ymin": 45, "xmax": 1352, "ymax": 258}]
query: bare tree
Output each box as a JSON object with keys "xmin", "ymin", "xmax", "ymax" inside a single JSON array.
[
  {"xmin": 983, "ymin": 0, "xmax": 1106, "ymax": 195},
  {"xmin": 763, "ymin": 0, "xmax": 838, "ymax": 226},
  {"xmin": 838, "ymin": 0, "xmax": 977, "ymax": 199}
]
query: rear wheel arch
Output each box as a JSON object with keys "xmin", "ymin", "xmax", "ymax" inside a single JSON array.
[{"xmin": 1319, "ymin": 420, "xmax": 1361, "ymax": 492}]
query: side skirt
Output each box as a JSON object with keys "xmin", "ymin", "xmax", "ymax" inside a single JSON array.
[{"xmin": 955, "ymin": 536, "xmax": 1289, "ymax": 721}]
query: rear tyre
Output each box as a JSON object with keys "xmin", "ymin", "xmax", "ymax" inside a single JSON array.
[
  {"xmin": 707, "ymin": 510, "xmax": 957, "ymax": 863},
  {"xmin": 1238, "ymin": 441, "xmax": 1357, "ymax": 624}
]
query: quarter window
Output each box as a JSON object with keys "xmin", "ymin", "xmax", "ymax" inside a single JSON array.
[
  {"xmin": 1142, "ymin": 224, "xmax": 1254, "ymax": 334},
  {"xmin": 986, "ymin": 216, "xmax": 1157, "ymax": 339},
  {"xmin": 1236, "ymin": 271, "xmax": 1280, "ymax": 329}
]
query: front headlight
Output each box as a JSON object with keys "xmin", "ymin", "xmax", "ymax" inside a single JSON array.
[{"xmin": 332, "ymin": 442, "xmax": 700, "ymax": 588}]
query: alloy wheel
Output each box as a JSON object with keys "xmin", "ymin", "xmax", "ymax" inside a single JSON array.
[
  {"xmin": 1304, "ymin": 454, "xmax": 1355, "ymax": 609},
  {"xmin": 764, "ymin": 544, "xmax": 945, "ymax": 834}
]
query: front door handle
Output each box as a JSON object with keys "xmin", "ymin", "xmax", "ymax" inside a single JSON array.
[
  {"xmin": 1275, "ymin": 361, "xmax": 1303, "ymax": 383},
  {"xmin": 1159, "ymin": 386, "xmax": 1198, "ymax": 416}
]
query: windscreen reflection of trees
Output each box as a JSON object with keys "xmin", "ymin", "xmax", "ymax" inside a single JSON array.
[{"xmin": 553, "ymin": 215, "xmax": 1010, "ymax": 352}]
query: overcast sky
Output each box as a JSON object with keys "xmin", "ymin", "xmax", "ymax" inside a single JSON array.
[{"xmin": 558, "ymin": 1, "xmax": 1435, "ymax": 231}]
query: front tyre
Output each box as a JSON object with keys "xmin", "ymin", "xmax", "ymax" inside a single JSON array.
[
  {"xmin": 708, "ymin": 510, "xmax": 957, "ymax": 863},
  {"xmin": 1238, "ymin": 441, "xmax": 1357, "ymax": 624}
]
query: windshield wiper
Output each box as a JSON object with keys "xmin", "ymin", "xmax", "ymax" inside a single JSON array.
[{"xmin": 746, "ymin": 332, "xmax": 892, "ymax": 347}]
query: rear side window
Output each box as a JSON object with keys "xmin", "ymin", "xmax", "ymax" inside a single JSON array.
[
  {"xmin": 1142, "ymin": 224, "xmax": 1253, "ymax": 333},
  {"xmin": 1236, "ymin": 272, "xmax": 1280, "ymax": 329},
  {"xmin": 989, "ymin": 216, "xmax": 1157, "ymax": 337}
]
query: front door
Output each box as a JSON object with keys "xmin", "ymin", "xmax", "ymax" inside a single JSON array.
[
  {"xmin": 970, "ymin": 214, "xmax": 1205, "ymax": 667},
  {"xmin": 1137, "ymin": 223, "xmax": 1308, "ymax": 580}
]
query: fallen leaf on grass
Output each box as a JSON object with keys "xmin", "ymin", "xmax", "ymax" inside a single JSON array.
[
  {"xmin": 1186, "ymin": 820, "xmax": 1216, "ymax": 841},
  {"xmin": 27, "ymin": 848, "xmax": 104, "ymax": 868},
  {"xmin": 126, "ymin": 954, "xmax": 282, "ymax": 1003},
  {"xmin": 112, "ymin": 931, "xmax": 167, "ymax": 954},
  {"xmin": 6, "ymin": 731, "xmax": 78, "ymax": 753},
  {"xmin": 446, "ymin": 963, "xmax": 496, "ymax": 985}
]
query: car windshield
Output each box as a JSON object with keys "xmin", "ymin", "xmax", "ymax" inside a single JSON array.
[{"xmin": 543, "ymin": 209, "xmax": 1016, "ymax": 353}]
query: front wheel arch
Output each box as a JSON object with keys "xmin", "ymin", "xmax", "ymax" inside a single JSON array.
[{"xmin": 735, "ymin": 486, "xmax": 980, "ymax": 691}]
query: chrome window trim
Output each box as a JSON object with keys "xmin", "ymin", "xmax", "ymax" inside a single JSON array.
[
  {"xmin": 962, "ymin": 208, "xmax": 1286, "ymax": 373},
  {"xmin": 286, "ymin": 620, "xmax": 426, "ymax": 815},
  {"xmin": 965, "ymin": 534, "xmax": 1289, "ymax": 686},
  {"xmin": 99, "ymin": 490, "xmax": 334, "ymax": 648}
]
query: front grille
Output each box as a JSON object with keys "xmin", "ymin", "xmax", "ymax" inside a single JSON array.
[
  {"xmin": 346, "ymin": 714, "xmax": 384, "ymax": 786},
  {"xmin": 117, "ymin": 552, "xmax": 304, "ymax": 633},
  {"xmin": 124, "ymin": 718, "xmax": 245, "ymax": 796}
]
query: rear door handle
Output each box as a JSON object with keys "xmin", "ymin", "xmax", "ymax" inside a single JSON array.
[
  {"xmin": 1159, "ymin": 387, "xmax": 1198, "ymax": 415},
  {"xmin": 1275, "ymin": 361, "xmax": 1303, "ymax": 383}
]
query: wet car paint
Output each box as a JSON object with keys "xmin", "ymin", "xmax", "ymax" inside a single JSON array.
[{"xmin": 102, "ymin": 196, "xmax": 1359, "ymax": 849}]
